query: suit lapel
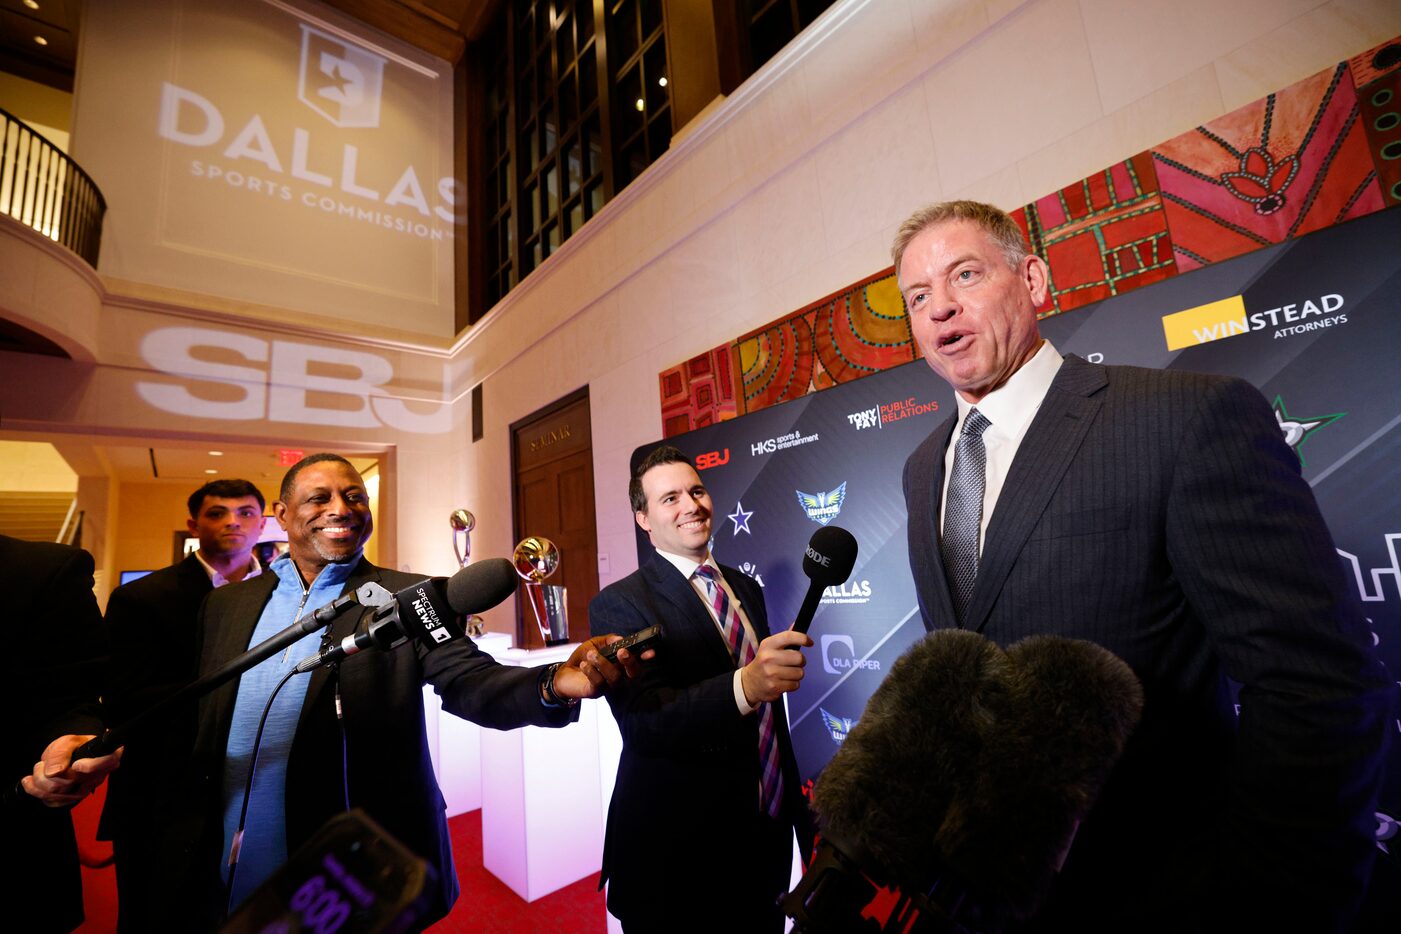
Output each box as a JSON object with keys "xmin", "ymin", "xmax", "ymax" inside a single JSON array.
[
  {"xmin": 918, "ymin": 415, "xmax": 960, "ymax": 627},
  {"xmin": 202, "ymin": 572, "xmax": 278, "ymax": 755},
  {"xmin": 964, "ymin": 355, "xmax": 1106, "ymax": 633},
  {"xmin": 644, "ymin": 555, "xmax": 735, "ymax": 671}
]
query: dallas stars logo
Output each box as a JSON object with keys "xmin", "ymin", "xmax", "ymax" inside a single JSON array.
[
  {"xmin": 728, "ymin": 501, "xmax": 754, "ymax": 535},
  {"xmin": 1272, "ymin": 395, "xmax": 1344, "ymax": 467}
]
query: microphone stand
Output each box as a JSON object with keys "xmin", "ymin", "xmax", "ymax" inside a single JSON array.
[{"xmin": 68, "ymin": 582, "xmax": 395, "ymax": 763}]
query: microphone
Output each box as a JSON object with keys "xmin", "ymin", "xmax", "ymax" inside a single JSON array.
[
  {"xmin": 784, "ymin": 630, "xmax": 1143, "ymax": 932},
  {"xmin": 295, "ymin": 558, "xmax": 518, "ymax": 672},
  {"xmin": 792, "ymin": 525, "xmax": 858, "ymax": 634}
]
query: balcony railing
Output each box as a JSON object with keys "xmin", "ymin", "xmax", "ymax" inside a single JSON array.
[{"xmin": 1, "ymin": 107, "xmax": 106, "ymax": 267}]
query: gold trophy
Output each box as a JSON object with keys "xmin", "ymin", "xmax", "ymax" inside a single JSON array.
[
  {"xmin": 449, "ymin": 509, "xmax": 485, "ymax": 637},
  {"xmin": 513, "ymin": 536, "xmax": 569, "ymax": 645}
]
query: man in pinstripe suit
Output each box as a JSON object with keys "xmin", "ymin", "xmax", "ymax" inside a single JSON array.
[{"xmin": 895, "ymin": 201, "xmax": 1391, "ymax": 932}]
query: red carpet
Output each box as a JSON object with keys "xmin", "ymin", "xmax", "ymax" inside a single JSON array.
[
  {"xmin": 429, "ymin": 809, "xmax": 607, "ymax": 934},
  {"xmin": 71, "ymin": 797, "xmax": 606, "ymax": 933}
]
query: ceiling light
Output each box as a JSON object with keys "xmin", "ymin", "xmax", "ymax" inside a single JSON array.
[
  {"xmin": 635, "ymin": 98, "xmax": 644, "ymax": 111},
  {"xmin": 34, "ymin": 36, "xmax": 49, "ymax": 46},
  {"xmin": 658, "ymin": 76, "xmax": 668, "ymax": 87},
  {"xmin": 208, "ymin": 450, "xmax": 224, "ymax": 456},
  {"xmin": 204, "ymin": 468, "xmax": 218, "ymax": 474},
  {"xmin": 24, "ymin": 1, "xmax": 40, "ymax": 10}
]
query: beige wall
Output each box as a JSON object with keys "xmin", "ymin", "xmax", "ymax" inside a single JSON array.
[
  {"xmin": 0, "ymin": 71, "xmax": 71, "ymax": 148},
  {"xmin": 4, "ymin": 0, "xmax": 1400, "ymax": 639},
  {"xmin": 456, "ymin": 0, "xmax": 1401, "ymax": 594}
]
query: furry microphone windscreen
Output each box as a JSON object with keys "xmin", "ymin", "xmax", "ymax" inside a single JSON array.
[{"xmin": 810, "ymin": 629, "xmax": 1144, "ymax": 920}]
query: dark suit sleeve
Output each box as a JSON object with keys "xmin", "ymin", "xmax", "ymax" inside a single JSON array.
[
  {"xmin": 417, "ymin": 637, "xmax": 575, "ymax": 730},
  {"xmin": 589, "ymin": 581, "xmax": 748, "ymax": 755},
  {"xmin": 1165, "ymin": 377, "xmax": 1392, "ymax": 924},
  {"xmin": 25, "ymin": 546, "xmax": 107, "ymax": 746}
]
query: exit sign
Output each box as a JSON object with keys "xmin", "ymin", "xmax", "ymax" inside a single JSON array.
[{"xmin": 278, "ymin": 449, "xmax": 305, "ymax": 466}]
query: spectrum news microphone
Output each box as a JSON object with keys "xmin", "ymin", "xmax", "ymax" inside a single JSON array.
[
  {"xmin": 783, "ymin": 630, "xmax": 1144, "ymax": 933},
  {"xmin": 68, "ymin": 558, "xmax": 519, "ymax": 764},
  {"xmin": 293, "ymin": 558, "xmax": 517, "ymax": 672},
  {"xmin": 792, "ymin": 525, "xmax": 859, "ymax": 634}
]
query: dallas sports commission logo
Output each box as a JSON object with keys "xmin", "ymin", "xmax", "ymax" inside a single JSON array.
[
  {"xmin": 820, "ymin": 579, "xmax": 872, "ymax": 605},
  {"xmin": 819, "ymin": 708, "xmax": 857, "ymax": 744},
  {"xmin": 298, "ymin": 26, "xmax": 386, "ymax": 128},
  {"xmin": 847, "ymin": 396, "xmax": 940, "ymax": 430},
  {"xmin": 1161, "ymin": 292, "xmax": 1346, "ymax": 351},
  {"xmin": 796, "ymin": 482, "xmax": 846, "ymax": 525}
]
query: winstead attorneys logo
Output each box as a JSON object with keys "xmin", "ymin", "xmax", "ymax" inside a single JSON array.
[{"xmin": 299, "ymin": 25, "xmax": 387, "ymax": 128}]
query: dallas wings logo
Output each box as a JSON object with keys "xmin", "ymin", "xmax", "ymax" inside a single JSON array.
[
  {"xmin": 796, "ymin": 482, "xmax": 847, "ymax": 525},
  {"xmin": 820, "ymin": 708, "xmax": 856, "ymax": 744}
]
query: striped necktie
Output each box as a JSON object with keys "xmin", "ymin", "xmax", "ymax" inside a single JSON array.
[
  {"xmin": 942, "ymin": 408, "xmax": 991, "ymax": 625},
  {"xmin": 694, "ymin": 564, "xmax": 784, "ymax": 819}
]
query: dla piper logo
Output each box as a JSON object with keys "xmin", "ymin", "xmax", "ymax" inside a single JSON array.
[
  {"xmin": 136, "ymin": 326, "xmax": 449, "ymax": 434},
  {"xmin": 820, "ymin": 634, "xmax": 881, "ymax": 675}
]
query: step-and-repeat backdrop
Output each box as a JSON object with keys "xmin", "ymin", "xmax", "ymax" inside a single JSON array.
[{"xmin": 633, "ymin": 206, "xmax": 1401, "ymax": 825}]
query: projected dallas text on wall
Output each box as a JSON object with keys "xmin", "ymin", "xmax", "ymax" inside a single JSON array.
[{"xmin": 73, "ymin": 0, "xmax": 461, "ymax": 337}]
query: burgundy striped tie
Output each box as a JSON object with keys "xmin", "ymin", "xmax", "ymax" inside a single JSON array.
[{"xmin": 694, "ymin": 564, "xmax": 784, "ymax": 819}]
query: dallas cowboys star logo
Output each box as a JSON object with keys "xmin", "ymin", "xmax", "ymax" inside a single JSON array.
[
  {"xmin": 1272, "ymin": 395, "xmax": 1344, "ymax": 468},
  {"xmin": 727, "ymin": 501, "xmax": 754, "ymax": 535}
]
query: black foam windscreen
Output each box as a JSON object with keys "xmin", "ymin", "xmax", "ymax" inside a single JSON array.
[
  {"xmin": 444, "ymin": 558, "xmax": 518, "ymax": 615},
  {"xmin": 810, "ymin": 629, "xmax": 1143, "ymax": 921},
  {"xmin": 802, "ymin": 525, "xmax": 858, "ymax": 586}
]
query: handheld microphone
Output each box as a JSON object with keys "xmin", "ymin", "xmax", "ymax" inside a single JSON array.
[
  {"xmin": 792, "ymin": 526, "xmax": 858, "ymax": 634},
  {"xmin": 295, "ymin": 558, "xmax": 518, "ymax": 672}
]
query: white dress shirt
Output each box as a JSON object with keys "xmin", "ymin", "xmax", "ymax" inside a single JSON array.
[
  {"xmin": 193, "ymin": 550, "xmax": 263, "ymax": 589},
  {"xmin": 654, "ymin": 548, "xmax": 760, "ymax": 715},
  {"xmin": 940, "ymin": 340, "xmax": 1064, "ymax": 553}
]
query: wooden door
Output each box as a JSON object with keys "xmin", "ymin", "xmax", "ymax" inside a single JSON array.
[{"xmin": 511, "ymin": 390, "xmax": 599, "ymax": 649}]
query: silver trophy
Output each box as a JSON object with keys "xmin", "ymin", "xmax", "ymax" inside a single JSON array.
[
  {"xmin": 449, "ymin": 509, "xmax": 485, "ymax": 637},
  {"xmin": 513, "ymin": 536, "xmax": 569, "ymax": 645}
]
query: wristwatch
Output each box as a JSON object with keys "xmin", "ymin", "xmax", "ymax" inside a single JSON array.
[{"xmin": 540, "ymin": 661, "xmax": 579, "ymax": 708}]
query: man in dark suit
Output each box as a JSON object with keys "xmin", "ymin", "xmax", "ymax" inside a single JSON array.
[
  {"xmin": 894, "ymin": 200, "xmax": 1392, "ymax": 931},
  {"xmin": 589, "ymin": 445, "xmax": 814, "ymax": 933},
  {"xmin": 100, "ymin": 478, "xmax": 266, "ymax": 932},
  {"xmin": 158, "ymin": 453, "xmax": 637, "ymax": 929},
  {"xmin": 1, "ymin": 534, "xmax": 122, "ymax": 933}
]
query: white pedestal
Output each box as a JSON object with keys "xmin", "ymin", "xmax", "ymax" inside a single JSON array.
[
  {"xmin": 423, "ymin": 632, "xmax": 513, "ymax": 817},
  {"xmin": 478, "ymin": 642, "xmax": 613, "ymax": 902}
]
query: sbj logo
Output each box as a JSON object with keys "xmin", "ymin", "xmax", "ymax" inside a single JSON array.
[
  {"xmin": 796, "ymin": 483, "xmax": 847, "ymax": 525},
  {"xmin": 695, "ymin": 448, "xmax": 730, "ymax": 470},
  {"xmin": 820, "ymin": 708, "xmax": 856, "ymax": 744},
  {"xmin": 299, "ymin": 25, "xmax": 386, "ymax": 128}
]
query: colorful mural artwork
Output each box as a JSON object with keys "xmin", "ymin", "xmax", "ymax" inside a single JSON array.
[{"xmin": 659, "ymin": 33, "xmax": 1401, "ymax": 436}]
